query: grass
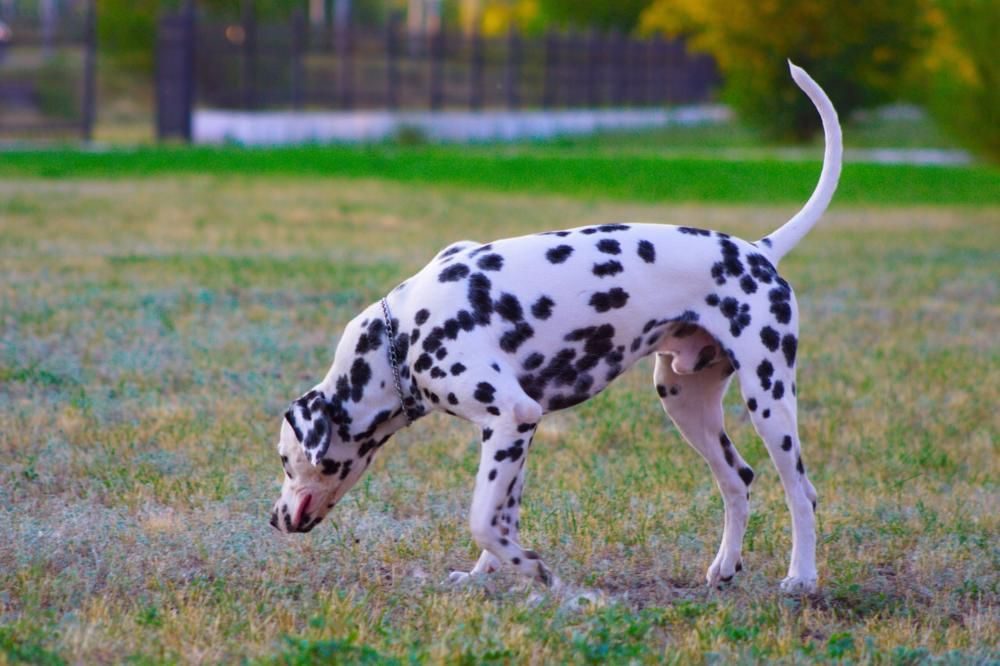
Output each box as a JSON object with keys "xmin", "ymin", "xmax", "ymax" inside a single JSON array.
[
  {"xmin": 1, "ymin": 145, "xmax": 998, "ymax": 208},
  {"xmin": 0, "ymin": 173, "xmax": 998, "ymax": 664}
]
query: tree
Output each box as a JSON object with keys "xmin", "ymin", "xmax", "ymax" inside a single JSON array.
[
  {"xmin": 539, "ymin": 0, "xmax": 650, "ymax": 32},
  {"xmin": 640, "ymin": 0, "xmax": 934, "ymax": 140},
  {"xmin": 920, "ymin": 0, "xmax": 999, "ymax": 161}
]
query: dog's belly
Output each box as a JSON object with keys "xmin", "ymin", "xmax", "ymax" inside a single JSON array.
[{"xmin": 403, "ymin": 223, "xmax": 758, "ymax": 414}]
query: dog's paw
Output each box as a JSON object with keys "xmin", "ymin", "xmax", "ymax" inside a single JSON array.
[
  {"xmin": 706, "ymin": 557, "xmax": 743, "ymax": 588},
  {"xmin": 779, "ymin": 575, "xmax": 817, "ymax": 595},
  {"xmin": 447, "ymin": 570, "xmax": 473, "ymax": 585}
]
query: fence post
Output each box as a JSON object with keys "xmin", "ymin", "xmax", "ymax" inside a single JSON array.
[
  {"xmin": 429, "ymin": 28, "xmax": 444, "ymax": 109},
  {"xmin": 610, "ymin": 31, "xmax": 626, "ymax": 106},
  {"xmin": 586, "ymin": 29, "xmax": 600, "ymax": 107},
  {"xmin": 241, "ymin": 0, "xmax": 257, "ymax": 109},
  {"xmin": 155, "ymin": 6, "xmax": 195, "ymax": 141},
  {"xmin": 290, "ymin": 7, "xmax": 304, "ymax": 109},
  {"xmin": 542, "ymin": 29, "xmax": 557, "ymax": 108},
  {"xmin": 468, "ymin": 29, "xmax": 483, "ymax": 110},
  {"xmin": 81, "ymin": 0, "xmax": 96, "ymax": 140},
  {"xmin": 385, "ymin": 12, "xmax": 399, "ymax": 110},
  {"xmin": 505, "ymin": 28, "xmax": 520, "ymax": 109},
  {"xmin": 335, "ymin": 11, "xmax": 353, "ymax": 108}
]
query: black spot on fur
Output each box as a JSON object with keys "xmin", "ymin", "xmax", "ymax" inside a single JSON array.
[
  {"xmin": 598, "ymin": 224, "xmax": 630, "ymax": 232},
  {"xmin": 589, "ymin": 287, "xmax": 629, "ymax": 312},
  {"xmin": 782, "ymin": 435, "xmax": 793, "ymax": 451},
  {"xmin": 477, "ymin": 253, "xmax": 504, "ymax": 271},
  {"xmin": 738, "ymin": 467, "xmax": 755, "ymax": 486},
  {"xmin": 349, "ymin": 358, "xmax": 372, "ymax": 402},
  {"xmin": 769, "ymin": 285, "xmax": 793, "ymax": 324},
  {"xmin": 739, "ymin": 275, "xmax": 758, "ymax": 294},
  {"xmin": 747, "ymin": 397, "xmax": 757, "ymax": 411},
  {"xmin": 546, "ymin": 245, "xmax": 574, "ymax": 264},
  {"xmin": 760, "ymin": 326, "xmax": 780, "ymax": 351},
  {"xmin": 438, "ymin": 263, "xmax": 470, "ymax": 282},
  {"xmin": 467, "ymin": 273, "xmax": 493, "ymax": 325},
  {"xmin": 414, "ymin": 309, "xmax": 430, "ymax": 325},
  {"xmin": 450, "ymin": 362, "xmax": 466, "ymax": 376},
  {"xmin": 757, "ymin": 359, "xmax": 774, "ymax": 391},
  {"xmin": 495, "ymin": 293, "xmax": 524, "ymax": 322},
  {"xmin": 482, "ymin": 427, "xmax": 493, "ymax": 441},
  {"xmin": 354, "ymin": 318, "xmax": 385, "ymax": 355},
  {"xmin": 782, "ymin": 334, "xmax": 798, "ymax": 367},
  {"xmin": 474, "ymin": 382, "xmax": 496, "ymax": 404},
  {"xmin": 592, "ymin": 260, "xmax": 623, "ymax": 278},
  {"xmin": 637, "ymin": 240, "xmax": 655, "ymax": 263},
  {"xmin": 596, "ymin": 238, "xmax": 621, "ymax": 255},
  {"xmin": 531, "ymin": 296, "xmax": 554, "ymax": 320},
  {"xmin": 796, "ymin": 456, "xmax": 805, "ymax": 474},
  {"xmin": 500, "ymin": 322, "xmax": 535, "ymax": 353},
  {"xmin": 488, "ymin": 469, "xmax": 497, "ymax": 481},
  {"xmin": 678, "ymin": 226, "xmax": 711, "ymax": 236},
  {"xmin": 523, "ymin": 352, "xmax": 545, "ymax": 371},
  {"xmin": 772, "ymin": 380, "xmax": 785, "ymax": 400}
]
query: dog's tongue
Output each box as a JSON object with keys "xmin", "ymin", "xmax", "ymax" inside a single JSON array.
[{"xmin": 294, "ymin": 493, "xmax": 312, "ymax": 529}]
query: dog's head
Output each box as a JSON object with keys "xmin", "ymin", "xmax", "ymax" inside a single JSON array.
[
  {"xmin": 270, "ymin": 309, "xmax": 406, "ymax": 533},
  {"xmin": 269, "ymin": 390, "xmax": 353, "ymax": 533}
]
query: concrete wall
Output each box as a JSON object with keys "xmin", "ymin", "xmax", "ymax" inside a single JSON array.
[{"xmin": 192, "ymin": 106, "xmax": 731, "ymax": 146}]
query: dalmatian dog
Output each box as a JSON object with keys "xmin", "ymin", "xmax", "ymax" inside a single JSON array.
[{"xmin": 270, "ymin": 62, "xmax": 841, "ymax": 595}]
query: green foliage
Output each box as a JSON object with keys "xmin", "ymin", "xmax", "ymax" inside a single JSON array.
[
  {"xmin": 923, "ymin": 0, "xmax": 1000, "ymax": 162},
  {"xmin": 35, "ymin": 55, "xmax": 79, "ymax": 119},
  {"xmin": 539, "ymin": 0, "xmax": 649, "ymax": 31},
  {"xmin": 267, "ymin": 635, "xmax": 401, "ymax": 666},
  {"xmin": 97, "ymin": 0, "xmax": 163, "ymax": 73},
  {"xmin": 641, "ymin": 0, "xmax": 934, "ymax": 140},
  {"xmin": 0, "ymin": 626, "xmax": 66, "ymax": 666}
]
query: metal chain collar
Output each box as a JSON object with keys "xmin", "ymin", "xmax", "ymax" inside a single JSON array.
[{"xmin": 380, "ymin": 297, "xmax": 414, "ymax": 426}]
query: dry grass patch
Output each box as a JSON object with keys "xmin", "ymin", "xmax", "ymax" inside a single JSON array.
[{"xmin": 1, "ymin": 176, "xmax": 997, "ymax": 664}]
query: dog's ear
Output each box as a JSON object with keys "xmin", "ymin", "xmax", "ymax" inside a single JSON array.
[{"xmin": 284, "ymin": 390, "xmax": 333, "ymax": 466}]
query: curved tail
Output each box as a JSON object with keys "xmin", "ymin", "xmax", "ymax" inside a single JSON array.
[{"xmin": 760, "ymin": 62, "xmax": 842, "ymax": 264}]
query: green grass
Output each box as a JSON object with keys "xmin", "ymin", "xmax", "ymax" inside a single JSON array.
[
  {"xmin": 0, "ymin": 174, "xmax": 997, "ymax": 663},
  {"xmin": 1, "ymin": 145, "xmax": 998, "ymax": 206}
]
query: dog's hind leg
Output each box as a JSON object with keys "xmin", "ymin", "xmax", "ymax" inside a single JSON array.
[
  {"xmin": 654, "ymin": 353, "xmax": 754, "ymax": 587},
  {"xmin": 737, "ymin": 325, "xmax": 818, "ymax": 593}
]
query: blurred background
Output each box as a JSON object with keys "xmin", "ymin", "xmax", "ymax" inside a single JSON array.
[{"xmin": 0, "ymin": 0, "xmax": 996, "ymax": 161}]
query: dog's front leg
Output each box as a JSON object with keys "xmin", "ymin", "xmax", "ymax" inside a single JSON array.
[{"xmin": 448, "ymin": 420, "xmax": 559, "ymax": 587}]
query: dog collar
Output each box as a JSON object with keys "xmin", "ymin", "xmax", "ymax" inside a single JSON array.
[{"xmin": 380, "ymin": 297, "xmax": 416, "ymax": 426}]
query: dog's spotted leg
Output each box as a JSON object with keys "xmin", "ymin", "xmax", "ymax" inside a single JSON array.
[
  {"xmin": 740, "ymin": 344, "xmax": 817, "ymax": 593},
  {"xmin": 448, "ymin": 384, "xmax": 557, "ymax": 587},
  {"xmin": 654, "ymin": 353, "xmax": 752, "ymax": 587}
]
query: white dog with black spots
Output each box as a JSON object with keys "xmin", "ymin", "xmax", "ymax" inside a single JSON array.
[{"xmin": 271, "ymin": 62, "xmax": 841, "ymax": 595}]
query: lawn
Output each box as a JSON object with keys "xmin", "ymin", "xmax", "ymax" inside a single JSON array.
[{"xmin": 0, "ymin": 170, "xmax": 997, "ymax": 663}]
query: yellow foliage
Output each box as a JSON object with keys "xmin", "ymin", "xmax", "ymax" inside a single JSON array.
[
  {"xmin": 471, "ymin": 0, "xmax": 541, "ymax": 36},
  {"xmin": 639, "ymin": 0, "xmax": 934, "ymax": 139}
]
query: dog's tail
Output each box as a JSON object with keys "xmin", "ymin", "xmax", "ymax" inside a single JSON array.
[{"xmin": 760, "ymin": 62, "xmax": 842, "ymax": 264}]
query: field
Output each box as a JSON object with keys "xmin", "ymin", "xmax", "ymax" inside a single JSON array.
[{"xmin": 1, "ymin": 153, "xmax": 998, "ymax": 663}]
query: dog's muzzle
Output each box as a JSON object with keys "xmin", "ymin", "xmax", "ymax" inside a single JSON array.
[{"xmin": 270, "ymin": 494, "xmax": 322, "ymax": 533}]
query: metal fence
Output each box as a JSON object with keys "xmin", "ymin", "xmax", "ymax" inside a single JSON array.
[
  {"xmin": 158, "ymin": 8, "xmax": 717, "ymax": 140},
  {"xmin": 0, "ymin": 0, "xmax": 95, "ymax": 141}
]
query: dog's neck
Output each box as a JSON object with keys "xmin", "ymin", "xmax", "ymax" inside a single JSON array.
[{"xmin": 316, "ymin": 302, "xmax": 422, "ymax": 456}]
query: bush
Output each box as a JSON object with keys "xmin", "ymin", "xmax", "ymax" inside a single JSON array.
[
  {"xmin": 920, "ymin": 0, "xmax": 999, "ymax": 162},
  {"xmin": 640, "ymin": 0, "xmax": 933, "ymax": 141}
]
